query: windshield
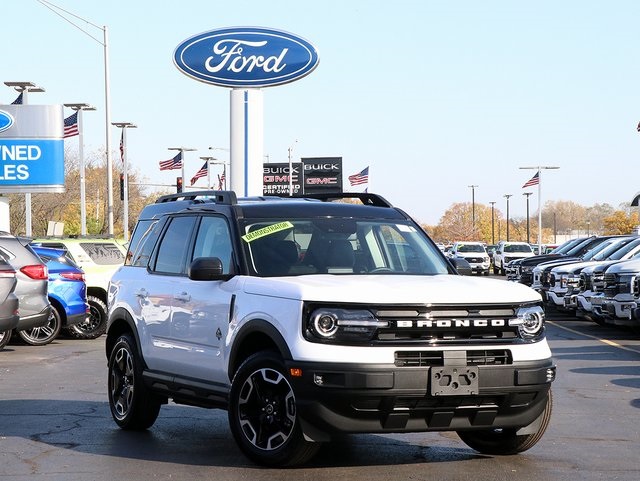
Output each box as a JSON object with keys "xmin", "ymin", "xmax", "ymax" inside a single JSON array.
[
  {"xmin": 504, "ymin": 243, "xmax": 533, "ymax": 253},
  {"xmin": 457, "ymin": 244, "xmax": 486, "ymax": 253},
  {"xmin": 239, "ymin": 218, "xmax": 450, "ymax": 277},
  {"xmin": 590, "ymin": 238, "xmax": 635, "ymax": 261}
]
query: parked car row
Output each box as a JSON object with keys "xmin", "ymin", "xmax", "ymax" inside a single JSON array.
[
  {"xmin": 505, "ymin": 234, "xmax": 640, "ymax": 333},
  {"xmin": 1, "ymin": 235, "xmax": 126, "ymax": 350}
]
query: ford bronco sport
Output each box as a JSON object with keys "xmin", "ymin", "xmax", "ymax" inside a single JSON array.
[{"xmin": 106, "ymin": 191, "xmax": 555, "ymax": 466}]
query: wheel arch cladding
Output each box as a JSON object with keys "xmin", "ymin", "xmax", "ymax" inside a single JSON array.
[{"xmin": 227, "ymin": 319, "xmax": 293, "ymax": 380}]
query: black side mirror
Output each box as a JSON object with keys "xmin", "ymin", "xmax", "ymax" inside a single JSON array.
[
  {"xmin": 449, "ymin": 257, "xmax": 473, "ymax": 276},
  {"xmin": 188, "ymin": 257, "xmax": 231, "ymax": 281}
]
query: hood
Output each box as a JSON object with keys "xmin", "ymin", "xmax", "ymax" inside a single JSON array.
[
  {"xmin": 243, "ymin": 274, "xmax": 540, "ymax": 305},
  {"xmin": 519, "ymin": 253, "xmax": 566, "ymax": 266}
]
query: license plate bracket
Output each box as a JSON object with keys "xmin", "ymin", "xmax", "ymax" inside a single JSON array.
[{"xmin": 430, "ymin": 366, "xmax": 479, "ymax": 396}]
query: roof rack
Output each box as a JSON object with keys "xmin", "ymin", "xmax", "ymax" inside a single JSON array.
[
  {"xmin": 155, "ymin": 190, "xmax": 238, "ymax": 205},
  {"xmin": 291, "ymin": 192, "xmax": 393, "ymax": 208}
]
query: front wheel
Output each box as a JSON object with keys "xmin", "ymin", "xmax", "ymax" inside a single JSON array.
[
  {"xmin": 67, "ymin": 295, "xmax": 107, "ymax": 339},
  {"xmin": 0, "ymin": 330, "xmax": 11, "ymax": 349},
  {"xmin": 108, "ymin": 333, "xmax": 161, "ymax": 430},
  {"xmin": 18, "ymin": 306, "xmax": 61, "ymax": 346},
  {"xmin": 457, "ymin": 389, "xmax": 553, "ymax": 455},
  {"xmin": 228, "ymin": 351, "xmax": 320, "ymax": 467}
]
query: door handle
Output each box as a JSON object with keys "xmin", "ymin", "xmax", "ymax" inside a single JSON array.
[{"xmin": 135, "ymin": 288, "xmax": 148, "ymax": 298}]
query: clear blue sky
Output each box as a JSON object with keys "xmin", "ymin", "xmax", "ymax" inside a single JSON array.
[{"xmin": 3, "ymin": 0, "xmax": 640, "ymax": 225}]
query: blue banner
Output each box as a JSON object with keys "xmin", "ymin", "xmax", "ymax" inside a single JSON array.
[{"xmin": 0, "ymin": 139, "xmax": 64, "ymax": 186}]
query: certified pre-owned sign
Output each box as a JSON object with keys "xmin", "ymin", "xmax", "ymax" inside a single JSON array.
[{"xmin": 173, "ymin": 27, "xmax": 319, "ymax": 88}]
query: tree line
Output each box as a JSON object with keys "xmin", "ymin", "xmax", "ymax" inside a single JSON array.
[
  {"xmin": 422, "ymin": 200, "xmax": 639, "ymax": 245},
  {"xmin": 8, "ymin": 147, "xmax": 172, "ymax": 238}
]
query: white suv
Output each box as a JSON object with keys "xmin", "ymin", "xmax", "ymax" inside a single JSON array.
[
  {"xmin": 106, "ymin": 191, "xmax": 555, "ymax": 467},
  {"xmin": 493, "ymin": 241, "xmax": 535, "ymax": 275},
  {"xmin": 450, "ymin": 242, "xmax": 490, "ymax": 275}
]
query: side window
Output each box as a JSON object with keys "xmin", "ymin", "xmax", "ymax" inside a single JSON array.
[
  {"xmin": 130, "ymin": 220, "xmax": 161, "ymax": 267},
  {"xmin": 153, "ymin": 216, "xmax": 197, "ymax": 274},
  {"xmin": 191, "ymin": 216, "xmax": 233, "ymax": 273}
]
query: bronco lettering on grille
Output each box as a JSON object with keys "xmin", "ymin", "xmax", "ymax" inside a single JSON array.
[{"xmin": 395, "ymin": 319, "xmax": 515, "ymax": 328}]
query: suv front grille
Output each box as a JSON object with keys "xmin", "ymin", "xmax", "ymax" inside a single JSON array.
[
  {"xmin": 395, "ymin": 350, "xmax": 512, "ymax": 367},
  {"xmin": 371, "ymin": 304, "xmax": 523, "ymax": 344}
]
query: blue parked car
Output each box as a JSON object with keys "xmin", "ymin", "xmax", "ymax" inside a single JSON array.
[{"xmin": 19, "ymin": 246, "xmax": 89, "ymax": 345}]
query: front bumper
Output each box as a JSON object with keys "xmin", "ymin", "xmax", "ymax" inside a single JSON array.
[{"xmin": 287, "ymin": 358, "xmax": 555, "ymax": 436}]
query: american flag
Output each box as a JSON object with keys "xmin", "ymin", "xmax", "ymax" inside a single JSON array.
[
  {"xmin": 11, "ymin": 92, "xmax": 23, "ymax": 105},
  {"xmin": 63, "ymin": 112, "xmax": 79, "ymax": 138},
  {"xmin": 522, "ymin": 171, "xmax": 540, "ymax": 188},
  {"xmin": 190, "ymin": 161, "xmax": 208, "ymax": 185},
  {"xmin": 159, "ymin": 152, "xmax": 182, "ymax": 171},
  {"xmin": 119, "ymin": 129, "xmax": 124, "ymax": 164},
  {"xmin": 348, "ymin": 166, "xmax": 369, "ymax": 186},
  {"xmin": 217, "ymin": 166, "xmax": 226, "ymax": 190}
]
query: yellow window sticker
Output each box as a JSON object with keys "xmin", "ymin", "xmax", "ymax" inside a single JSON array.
[{"xmin": 242, "ymin": 221, "xmax": 294, "ymax": 243}]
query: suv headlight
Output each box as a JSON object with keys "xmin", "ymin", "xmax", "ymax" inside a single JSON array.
[
  {"xmin": 513, "ymin": 305, "xmax": 545, "ymax": 340},
  {"xmin": 306, "ymin": 308, "xmax": 388, "ymax": 342}
]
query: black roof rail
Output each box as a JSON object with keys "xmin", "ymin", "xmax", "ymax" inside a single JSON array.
[
  {"xmin": 291, "ymin": 192, "xmax": 393, "ymax": 208},
  {"xmin": 155, "ymin": 190, "xmax": 238, "ymax": 205}
]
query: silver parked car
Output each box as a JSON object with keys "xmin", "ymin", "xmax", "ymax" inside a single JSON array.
[
  {"xmin": 0, "ymin": 257, "xmax": 19, "ymax": 350},
  {"xmin": 0, "ymin": 232, "xmax": 51, "ymax": 346}
]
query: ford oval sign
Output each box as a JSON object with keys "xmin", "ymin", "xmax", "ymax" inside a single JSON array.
[
  {"xmin": 0, "ymin": 110, "xmax": 14, "ymax": 134},
  {"xmin": 173, "ymin": 27, "xmax": 319, "ymax": 88}
]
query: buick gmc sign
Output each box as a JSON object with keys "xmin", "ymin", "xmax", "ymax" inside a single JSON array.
[{"xmin": 173, "ymin": 27, "xmax": 319, "ymax": 87}]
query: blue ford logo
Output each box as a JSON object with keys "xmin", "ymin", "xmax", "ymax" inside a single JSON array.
[
  {"xmin": 0, "ymin": 110, "xmax": 14, "ymax": 133},
  {"xmin": 173, "ymin": 27, "xmax": 319, "ymax": 88}
]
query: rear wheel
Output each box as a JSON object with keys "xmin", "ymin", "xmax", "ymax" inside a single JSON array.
[
  {"xmin": 0, "ymin": 330, "xmax": 11, "ymax": 349},
  {"xmin": 228, "ymin": 351, "xmax": 320, "ymax": 467},
  {"xmin": 457, "ymin": 389, "xmax": 553, "ymax": 455},
  {"xmin": 18, "ymin": 306, "xmax": 61, "ymax": 346},
  {"xmin": 67, "ymin": 295, "xmax": 107, "ymax": 339},
  {"xmin": 108, "ymin": 333, "xmax": 161, "ymax": 430}
]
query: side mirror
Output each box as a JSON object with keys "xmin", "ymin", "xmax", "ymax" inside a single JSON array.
[
  {"xmin": 188, "ymin": 257, "xmax": 231, "ymax": 281},
  {"xmin": 449, "ymin": 257, "xmax": 473, "ymax": 276}
]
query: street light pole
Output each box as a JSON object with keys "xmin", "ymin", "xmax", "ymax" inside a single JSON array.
[
  {"xmin": 504, "ymin": 194, "xmax": 513, "ymax": 241},
  {"xmin": 36, "ymin": 1, "xmax": 115, "ymax": 236},
  {"xmin": 468, "ymin": 184, "xmax": 478, "ymax": 233},
  {"xmin": 4, "ymin": 81, "xmax": 45, "ymax": 237},
  {"xmin": 489, "ymin": 201, "xmax": 496, "ymax": 244},
  {"xmin": 523, "ymin": 192, "xmax": 533, "ymax": 244},
  {"xmin": 112, "ymin": 122, "xmax": 136, "ymax": 241},
  {"xmin": 520, "ymin": 165, "xmax": 560, "ymax": 254},
  {"xmin": 66, "ymin": 103, "xmax": 96, "ymax": 236},
  {"xmin": 168, "ymin": 147, "xmax": 197, "ymax": 190}
]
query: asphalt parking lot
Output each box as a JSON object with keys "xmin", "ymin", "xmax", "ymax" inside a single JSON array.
[{"xmin": 1, "ymin": 318, "xmax": 639, "ymax": 481}]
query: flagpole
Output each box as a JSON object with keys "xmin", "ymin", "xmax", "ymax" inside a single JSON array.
[
  {"xmin": 65, "ymin": 103, "xmax": 96, "ymax": 236},
  {"xmin": 113, "ymin": 123, "xmax": 136, "ymax": 241},
  {"xmin": 168, "ymin": 147, "xmax": 196, "ymax": 191},
  {"xmin": 520, "ymin": 165, "xmax": 559, "ymax": 254}
]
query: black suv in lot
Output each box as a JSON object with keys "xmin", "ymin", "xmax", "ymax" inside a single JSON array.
[{"xmin": 106, "ymin": 191, "xmax": 555, "ymax": 467}]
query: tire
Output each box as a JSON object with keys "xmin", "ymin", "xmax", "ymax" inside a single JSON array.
[
  {"xmin": 67, "ymin": 295, "xmax": 108, "ymax": 339},
  {"xmin": 108, "ymin": 333, "xmax": 161, "ymax": 430},
  {"xmin": 228, "ymin": 351, "xmax": 320, "ymax": 467},
  {"xmin": 17, "ymin": 306, "xmax": 62, "ymax": 346},
  {"xmin": 0, "ymin": 330, "xmax": 11, "ymax": 349},
  {"xmin": 457, "ymin": 389, "xmax": 553, "ymax": 455}
]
